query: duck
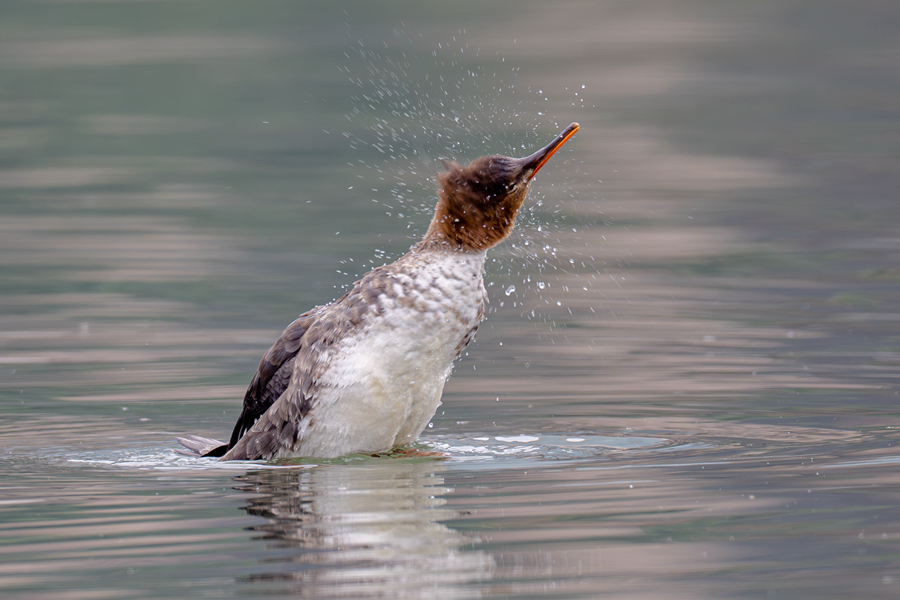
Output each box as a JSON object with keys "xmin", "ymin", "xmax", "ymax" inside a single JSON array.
[{"xmin": 177, "ymin": 122, "xmax": 579, "ymax": 460}]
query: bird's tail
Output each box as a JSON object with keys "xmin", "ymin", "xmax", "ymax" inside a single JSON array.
[{"xmin": 175, "ymin": 435, "xmax": 228, "ymax": 458}]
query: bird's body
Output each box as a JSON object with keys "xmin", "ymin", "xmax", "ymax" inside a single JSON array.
[
  {"xmin": 226, "ymin": 247, "xmax": 487, "ymax": 459},
  {"xmin": 177, "ymin": 123, "xmax": 579, "ymax": 461}
]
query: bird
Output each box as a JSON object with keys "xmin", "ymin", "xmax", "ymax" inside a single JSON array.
[{"xmin": 176, "ymin": 122, "xmax": 579, "ymax": 460}]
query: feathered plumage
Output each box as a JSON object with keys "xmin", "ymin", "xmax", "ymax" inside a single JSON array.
[{"xmin": 177, "ymin": 123, "xmax": 579, "ymax": 460}]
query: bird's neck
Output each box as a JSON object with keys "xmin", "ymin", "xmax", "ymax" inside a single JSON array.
[{"xmin": 419, "ymin": 192, "xmax": 515, "ymax": 252}]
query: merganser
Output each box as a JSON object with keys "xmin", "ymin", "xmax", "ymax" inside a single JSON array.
[{"xmin": 177, "ymin": 122, "xmax": 579, "ymax": 460}]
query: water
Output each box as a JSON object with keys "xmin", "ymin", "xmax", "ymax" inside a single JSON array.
[{"xmin": 2, "ymin": 0, "xmax": 900, "ymax": 598}]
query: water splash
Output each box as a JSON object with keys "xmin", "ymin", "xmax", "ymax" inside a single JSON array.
[
  {"xmin": 341, "ymin": 34, "xmax": 578, "ymax": 242},
  {"xmin": 338, "ymin": 32, "xmax": 607, "ymax": 326}
]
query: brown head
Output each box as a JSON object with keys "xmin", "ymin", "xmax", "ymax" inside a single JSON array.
[{"xmin": 423, "ymin": 123, "xmax": 579, "ymax": 251}]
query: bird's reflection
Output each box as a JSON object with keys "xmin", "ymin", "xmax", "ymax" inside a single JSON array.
[{"xmin": 233, "ymin": 459, "xmax": 492, "ymax": 598}]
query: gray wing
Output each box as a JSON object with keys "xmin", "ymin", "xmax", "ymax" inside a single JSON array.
[
  {"xmin": 226, "ymin": 310, "xmax": 318, "ymax": 450},
  {"xmin": 222, "ymin": 269, "xmax": 390, "ymax": 460},
  {"xmin": 176, "ymin": 311, "xmax": 316, "ymax": 459}
]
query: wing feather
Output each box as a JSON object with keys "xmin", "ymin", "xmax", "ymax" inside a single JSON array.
[
  {"xmin": 223, "ymin": 269, "xmax": 389, "ymax": 460},
  {"xmin": 226, "ymin": 310, "xmax": 317, "ymax": 448}
]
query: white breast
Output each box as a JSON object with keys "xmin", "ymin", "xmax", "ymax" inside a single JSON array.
[{"xmin": 286, "ymin": 250, "xmax": 487, "ymax": 458}]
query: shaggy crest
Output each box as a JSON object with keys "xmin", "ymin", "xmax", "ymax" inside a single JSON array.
[{"xmin": 423, "ymin": 123, "xmax": 580, "ymax": 251}]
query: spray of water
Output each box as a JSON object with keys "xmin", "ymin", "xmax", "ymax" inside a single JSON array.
[{"xmin": 335, "ymin": 33, "xmax": 601, "ymax": 321}]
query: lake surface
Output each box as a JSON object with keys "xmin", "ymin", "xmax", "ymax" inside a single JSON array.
[{"xmin": 2, "ymin": 1, "xmax": 899, "ymax": 598}]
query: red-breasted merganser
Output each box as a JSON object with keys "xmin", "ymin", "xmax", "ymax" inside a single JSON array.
[{"xmin": 177, "ymin": 123, "xmax": 579, "ymax": 460}]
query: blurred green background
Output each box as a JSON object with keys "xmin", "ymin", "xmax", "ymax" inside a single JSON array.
[{"xmin": 2, "ymin": 1, "xmax": 900, "ymax": 598}]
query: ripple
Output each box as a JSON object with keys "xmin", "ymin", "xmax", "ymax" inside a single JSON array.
[
  {"xmin": 429, "ymin": 432, "xmax": 673, "ymax": 463},
  {"xmin": 64, "ymin": 448, "xmax": 270, "ymax": 471},
  {"xmin": 54, "ymin": 432, "xmax": 675, "ymax": 472}
]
